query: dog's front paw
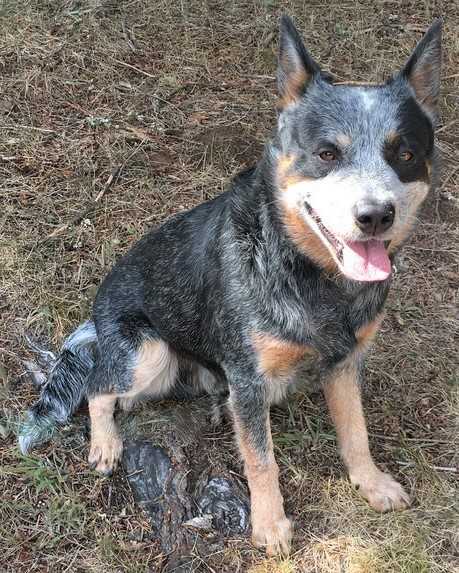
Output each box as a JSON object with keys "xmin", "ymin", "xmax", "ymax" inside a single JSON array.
[
  {"xmin": 88, "ymin": 434, "xmax": 123, "ymax": 476},
  {"xmin": 351, "ymin": 467, "xmax": 410, "ymax": 512},
  {"xmin": 252, "ymin": 516, "xmax": 293, "ymax": 556}
]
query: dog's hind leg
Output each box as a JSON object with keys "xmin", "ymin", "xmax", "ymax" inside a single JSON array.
[
  {"xmin": 117, "ymin": 339, "xmax": 178, "ymax": 411},
  {"xmin": 88, "ymin": 393, "xmax": 122, "ymax": 475},
  {"xmin": 88, "ymin": 337, "xmax": 178, "ymax": 474}
]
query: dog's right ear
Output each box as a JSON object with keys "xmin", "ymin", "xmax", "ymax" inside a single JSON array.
[
  {"xmin": 399, "ymin": 19, "xmax": 442, "ymax": 120},
  {"xmin": 278, "ymin": 15, "xmax": 321, "ymax": 108}
]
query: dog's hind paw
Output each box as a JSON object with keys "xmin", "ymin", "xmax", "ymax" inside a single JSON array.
[
  {"xmin": 352, "ymin": 467, "xmax": 411, "ymax": 512},
  {"xmin": 251, "ymin": 516, "xmax": 293, "ymax": 556},
  {"xmin": 88, "ymin": 434, "xmax": 123, "ymax": 476}
]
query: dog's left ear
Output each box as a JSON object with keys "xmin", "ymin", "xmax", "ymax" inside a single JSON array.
[
  {"xmin": 400, "ymin": 19, "xmax": 442, "ymax": 119},
  {"xmin": 278, "ymin": 15, "xmax": 321, "ymax": 108}
]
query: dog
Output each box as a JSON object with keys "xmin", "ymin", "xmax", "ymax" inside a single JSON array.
[{"xmin": 20, "ymin": 15, "xmax": 441, "ymax": 555}]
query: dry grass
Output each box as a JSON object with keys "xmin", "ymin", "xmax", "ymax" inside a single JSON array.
[{"xmin": 1, "ymin": 1, "xmax": 458, "ymax": 572}]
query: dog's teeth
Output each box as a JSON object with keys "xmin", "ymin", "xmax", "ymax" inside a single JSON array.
[{"xmin": 305, "ymin": 202, "xmax": 344, "ymax": 258}]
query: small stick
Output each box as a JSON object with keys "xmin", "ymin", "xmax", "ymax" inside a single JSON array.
[
  {"xmin": 4, "ymin": 125, "xmax": 56, "ymax": 134},
  {"xmin": 94, "ymin": 166, "xmax": 122, "ymax": 202},
  {"xmin": 430, "ymin": 466, "xmax": 457, "ymax": 473},
  {"xmin": 396, "ymin": 461, "xmax": 458, "ymax": 472},
  {"xmin": 112, "ymin": 57, "xmax": 156, "ymax": 79}
]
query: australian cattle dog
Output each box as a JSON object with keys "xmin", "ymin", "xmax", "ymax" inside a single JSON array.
[{"xmin": 20, "ymin": 16, "xmax": 442, "ymax": 555}]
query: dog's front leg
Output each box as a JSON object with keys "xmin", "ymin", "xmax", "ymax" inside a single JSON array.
[
  {"xmin": 323, "ymin": 358, "xmax": 411, "ymax": 511},
  {"xmin": 228, "ymin": 381, "xmax": 292, "ymax": 555}
]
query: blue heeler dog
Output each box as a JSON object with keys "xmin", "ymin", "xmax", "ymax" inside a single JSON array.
[{"xmin": 20, "ymin": 15, "xmax": 441, "ymax": 555}]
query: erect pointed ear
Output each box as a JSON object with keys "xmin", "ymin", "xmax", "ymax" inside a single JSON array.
[
  {"xmin": 278, "ymin": 15, "xmax": 321, "ymax": 108},
  {"xmin": 400, "ymin": 19, "xmax": 442, "ymax": 119}
]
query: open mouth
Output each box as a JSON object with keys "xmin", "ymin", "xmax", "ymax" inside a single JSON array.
[
  {"xmin": 304, "ymin": 202, "xmax": 392, "ymax": 282},
  {"xmin": 305, "ymin": 202, "xmax": 345, "ymax": 263}
]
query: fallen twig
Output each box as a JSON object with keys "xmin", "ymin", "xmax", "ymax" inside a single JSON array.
[
  {"xmin": 94, "ymin": 166, "xmax": 122, "ymax": 202},
  {"xmin": 3, "ymin": 124, "xmax": 56, "ymax": 134},
  {"xmin": 112, "ymin": 57, "xmax": 156, "ymax": 79},
  {"xmin": 396, "ymin": 461, "xmax": 458, "ymax": 472}
]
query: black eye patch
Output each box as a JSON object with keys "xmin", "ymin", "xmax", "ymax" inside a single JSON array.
[
  {"xmin": 383, "ymin": 97, "xmax": 434, "ymax": 183},
  {"xmin": 384, "ymin": 136, "xmax": 429, "ymax": 183},
  {"xmin": 398, "ymin": 97, "xmax": 434, "ymax": 151}
]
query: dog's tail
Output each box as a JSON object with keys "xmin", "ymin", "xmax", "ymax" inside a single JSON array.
[{"xmin": 19, "ymin": 320, "xmax": 98, "ymax": 454}]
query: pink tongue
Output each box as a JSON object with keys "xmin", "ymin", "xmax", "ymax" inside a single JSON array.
[{"xmin": 341, "ymin": 240, "xmax": 391, "ymax": 282}]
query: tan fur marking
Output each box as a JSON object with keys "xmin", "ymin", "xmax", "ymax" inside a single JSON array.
[
  {"xmin": 323, "ymin": 361, "xmax": 371, "ymax": 474},
  {"xmin": 231, "ymin": 405, "xmax": 292, "ymax": 555},
  {"xmin": 88, "ymin": 340, "xmax": 178, "ymax": 470},
  {"xmin": 275, "ymin": 155, "xmax": 337, "ymax": 272},
  {"xmin": 284, "ymin": 174, "xmax": 310, "ymax": 188},
  {"xmin": 252, "ymin": 332, "xmax": 312, "ymax": 380},
  {"xmin": 275, "ymin": 154, "xmax": 309, "ymax": 190},
  {"xmin": 410, "ymin": 64, "xmax": 437, "ymax": 113},
  {"xmin": 279, "ymin": 67, "xmax": 310, "ymax": 108},
  {"xmin": 282, "ymin": 207, "xmax": 337, "ymax": 272},
  {"xmin": 355, "ymin": 313, "xmax": 384, "ymax": 351},
  {"xmin": 88, "ymin": 393, "xmax": 122, "ymax": 474},
  {"xmin": 323, "ymin": 358, "xmax": 410, "ymax": 511},
  {"xmin": 278, "ymin": 154, "xmax": 295, "ymax": 173},
  {"xmin": 426, "ymin": 159, "xmax": 432, "ymax": 179},
  {"xmin": 388, "ymin": 181, "xmax": 429, "ymax": 254},
  {"xmin": 129, "ymin": 339, "xmax": 178, "ymax": 399},
  {"xmin": 323, "ymin": 326, "xmax": 379, "ymax": 479},
  {"xmin": 386, "ymin": 130, "xmax": 400, "ymax": 145},
  {"xmin": 119, "ymin": 340, "xmax": 178, "ymax": 411},
  {"xmin": 276, "ymin": 154, "xmax": 294, "ymax": 184}
]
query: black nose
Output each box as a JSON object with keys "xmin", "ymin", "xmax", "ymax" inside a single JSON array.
[{"xmin": 353, "ymin": 201, "xmax": 395, "ymax": 235}]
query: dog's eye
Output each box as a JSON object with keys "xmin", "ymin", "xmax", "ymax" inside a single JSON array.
[
  {"xmin": 399, "ymin": 150, "xmax": 414, "ymax": 162},
  {"xmin": 319, "ymin": 150, "xmax": 337, "ymax": 162}
]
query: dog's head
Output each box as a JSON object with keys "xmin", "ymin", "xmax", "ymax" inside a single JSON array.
[{"xmin": 273, "ymin": 16, "xmax": 441, "ymax": 282}]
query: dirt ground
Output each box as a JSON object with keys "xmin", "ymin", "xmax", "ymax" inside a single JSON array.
[{"xmin": 0, "ymin": 1, "xmax": 458, "ymax": 572}]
